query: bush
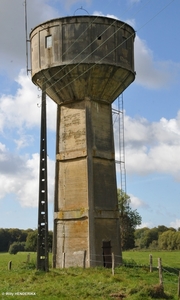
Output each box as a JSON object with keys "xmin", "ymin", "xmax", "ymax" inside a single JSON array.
[{"xmin": 9, "ymin": 242, "xmax": 25, "ymax": 255}]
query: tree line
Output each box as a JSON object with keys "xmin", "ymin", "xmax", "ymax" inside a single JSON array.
[
  {"xmin": 0, "ymin": 228, "xmax": 52, "ymax": 254},
  {"xmin": 1, "ymin": 189, "xmax": 179, "ymax": 253},
  {"xmin": 135, "ymin": 226, "xmax": 180, "ymax": 250},
  {"xmin": 1, "ymin": 225, "xmax": 179, "ymax": 254}
]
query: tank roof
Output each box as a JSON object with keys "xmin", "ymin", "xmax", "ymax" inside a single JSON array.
[{"xmin": 30, "ymin": 15, "xmax": 135, "ymax": 36}]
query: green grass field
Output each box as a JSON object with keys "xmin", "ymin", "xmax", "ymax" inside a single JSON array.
[
  {"xmin": 0, "ymin": 251, "xmax": 179, "ymax": 299},
  {"xmin": 123, "ymin": 250, "xmax": 180, "ymax": 269}
]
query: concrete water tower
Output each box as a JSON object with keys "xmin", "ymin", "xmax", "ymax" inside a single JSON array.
[{"xmin": 30, "ymin": 16, "xmax": 135, "ymax": 268}]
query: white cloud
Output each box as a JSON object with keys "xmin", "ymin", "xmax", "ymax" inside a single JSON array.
[
  {"xmin": 136, "ymin": 222, "xmax": 153, "ymax": 229},
  {"xmin": 0, "ymin": 70, "xmax": 56, "ymax": 134},
  {"xmin": 16, "ymin": 153, "xmax": 55, "ymax": 207},
  {"xmin": 170, "ymin": 219, "xmax": 180, "ymax": 229},
  {"xmin": 134, "ymin": 35, "xmax": 179, "ymax": 89},
  {"xmin": 0, "ymin": 145, "xmax": 55, "ymax": 207},
  {"xmin": 115, "ymin": 112, "xmax": 180, "ymax": 180},
  {"xmin": 93, "ymin": 11, "xmax": 119, "ymax": 20},
  {"xmin": 14, "ymin": 130, "xmax": 34, "ymax": 150},
  {"xmin": 92, "ymin": 11, "xmax": 135, "ymax": 26},
  {"xmin": 129, "ymin": 194, "xmax": 149, "ymax": 209},
  {"xmin": 0, "ymin": 69, "xmax": 57, "ymax": 208}
]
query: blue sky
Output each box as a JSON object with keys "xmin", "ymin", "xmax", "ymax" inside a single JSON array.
[{"xmin": 0, "ymin": 0, "xmax": 180, "ymax": 230}]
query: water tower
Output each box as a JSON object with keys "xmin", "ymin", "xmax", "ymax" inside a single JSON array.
[{"xmin": 30, "ymin": 16, "xmax": 135, "ymax": 268}]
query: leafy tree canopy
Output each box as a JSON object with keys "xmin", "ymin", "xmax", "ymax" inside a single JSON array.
[{"xmin": 118, "ymin": 189, "xmax": 141, "ymax": 250}]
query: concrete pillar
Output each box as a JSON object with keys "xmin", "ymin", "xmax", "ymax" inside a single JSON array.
[{"xmin": 53, "ymin": 98, "xmax": 121, "ymax": 268}]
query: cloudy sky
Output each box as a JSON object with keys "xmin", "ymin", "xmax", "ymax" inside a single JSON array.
[{"xmin": 0, "ymin": 0, "xmax": 179, "ymax": 230}]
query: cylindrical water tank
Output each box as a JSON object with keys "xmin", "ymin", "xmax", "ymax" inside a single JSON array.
[{"xmin": 30, "ymin": 16, "xmax": 135, "ymax": 104}]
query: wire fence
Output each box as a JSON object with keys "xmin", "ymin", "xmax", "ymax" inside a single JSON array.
[
  {"xmin": 2, "ymin": 251, "xmax": 180, "ymax": 297},
  {"xmin": 74, "ymin": 251, "xmax": 180, "ymax": 297}
]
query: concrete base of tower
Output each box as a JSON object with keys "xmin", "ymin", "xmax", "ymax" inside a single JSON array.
[
  {"xmin": 53, "ymin": 216, "xmax": 122, "ymax": 268},
  {"xmin": 53, "ymin": 219, "xmax": 89, "ymax": 268}
]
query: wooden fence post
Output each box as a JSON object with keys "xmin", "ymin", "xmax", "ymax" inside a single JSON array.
[
  {"xmin": 178, "ymin": 271, "xmax": 180, "ymax": 298},
  {"xmin": 83, "ymin": 250, "xmax": 87, "ymax": 269},
  {"xmin": 149, "ymin": 254, "xmax": 153, "ymax": 272},
  {"xmin": 112, "ymin": 253, "xmax": 115, "ymax": 276},
  {"xmin": 62, "ymin": 252, "xmax": 65, "ymax": 268},
  {"xmin": 158, "ymin": 258, "xmax": 163, "ymax": 290},
  {"xmin": 8, "ymin": 261, "xmax": 12, "ymax": 270},
  {"xmin": 27, "ymin": 253, "xmax": 30, "ymax": 263}
]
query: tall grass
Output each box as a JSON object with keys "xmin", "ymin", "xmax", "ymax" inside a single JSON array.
[{"xmin": 0, "ymin": 251, "xmax": 179, "ymax": 299}]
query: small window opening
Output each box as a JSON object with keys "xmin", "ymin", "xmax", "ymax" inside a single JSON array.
[
  {"xmin": 97, "ymin": 36, "xmax": 101, "ymax": 40},
  {"xmin": 45, "ymin": 35, "xmax": 52, "ymax": 48}
]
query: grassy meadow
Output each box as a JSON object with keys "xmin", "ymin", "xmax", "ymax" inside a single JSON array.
[
  {"xmin": 0, "ymin": 251, "xmax": 180, "ymax": 299},
  {"xmin": 123, "ymin": 250, "xmax": 180, "ymax": 269}
]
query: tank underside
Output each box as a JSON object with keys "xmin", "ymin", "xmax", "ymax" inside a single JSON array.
[{"xmin": 32, "ymin": 64, "xmax": 135, "ymax": 105}]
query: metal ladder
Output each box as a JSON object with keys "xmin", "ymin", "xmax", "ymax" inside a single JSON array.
[
  {"xmin": 112, "ymin": 94, "xmax": 126, "ymax": 196},
  {"xmin": 118, "ymin": 94, "xmax": 126, "ymax": 196}
]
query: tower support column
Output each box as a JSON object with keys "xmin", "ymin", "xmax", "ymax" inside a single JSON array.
[{"xmin": 53, "ymin": 98, "xmax": 121, "ymax": 268}]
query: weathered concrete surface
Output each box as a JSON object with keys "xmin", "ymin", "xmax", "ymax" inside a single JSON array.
[
  {"xmin": 53, "ymin": 99, "xmax": 121, "ymax": 267},
  {"xmin": 30, "ymin": 16, "xmax": 135, "ymax": 105},
  {"xmin": 30, "ymin": 16, "xmax": 135, "ymax": 268}
]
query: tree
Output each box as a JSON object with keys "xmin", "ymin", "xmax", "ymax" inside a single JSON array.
[
  {"xmin": 134, "ymin": 227, "xmax": 149, "ymax": 248},
  {"xmin": 9, "ymin": 242, "xmax": 25, "ymax": 255},
  {"xmin": 25, "ymin": 230, "xmax": 38, "ymax": 252},
  {"xmin": 8, "ymin": 228, "xmax": 26, "ymax": 244},
  {"xmin": 158, "ymin": 230, "xmax": 177, "ymax": 250},
  {"xmin": 157, "ymin": 225, "xmax": 169, "ymax": 234},
  {"xmin": 0, "ymin": 229, "xmax": 11, "ymax": 252},
  {"xmin": 139, "ymin": 228, "xmax": 159, "ymax": 249},
  {"xmin": 118, "ymin": 189, "xmax": 141, "ymax": 250},
  {"xmin": 175, "ymin": 231, "xmax": 180, "ymax": 250},
  {"xmin": 25, "ymin": 229, "xmax": 53, "ymax": 252}
]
